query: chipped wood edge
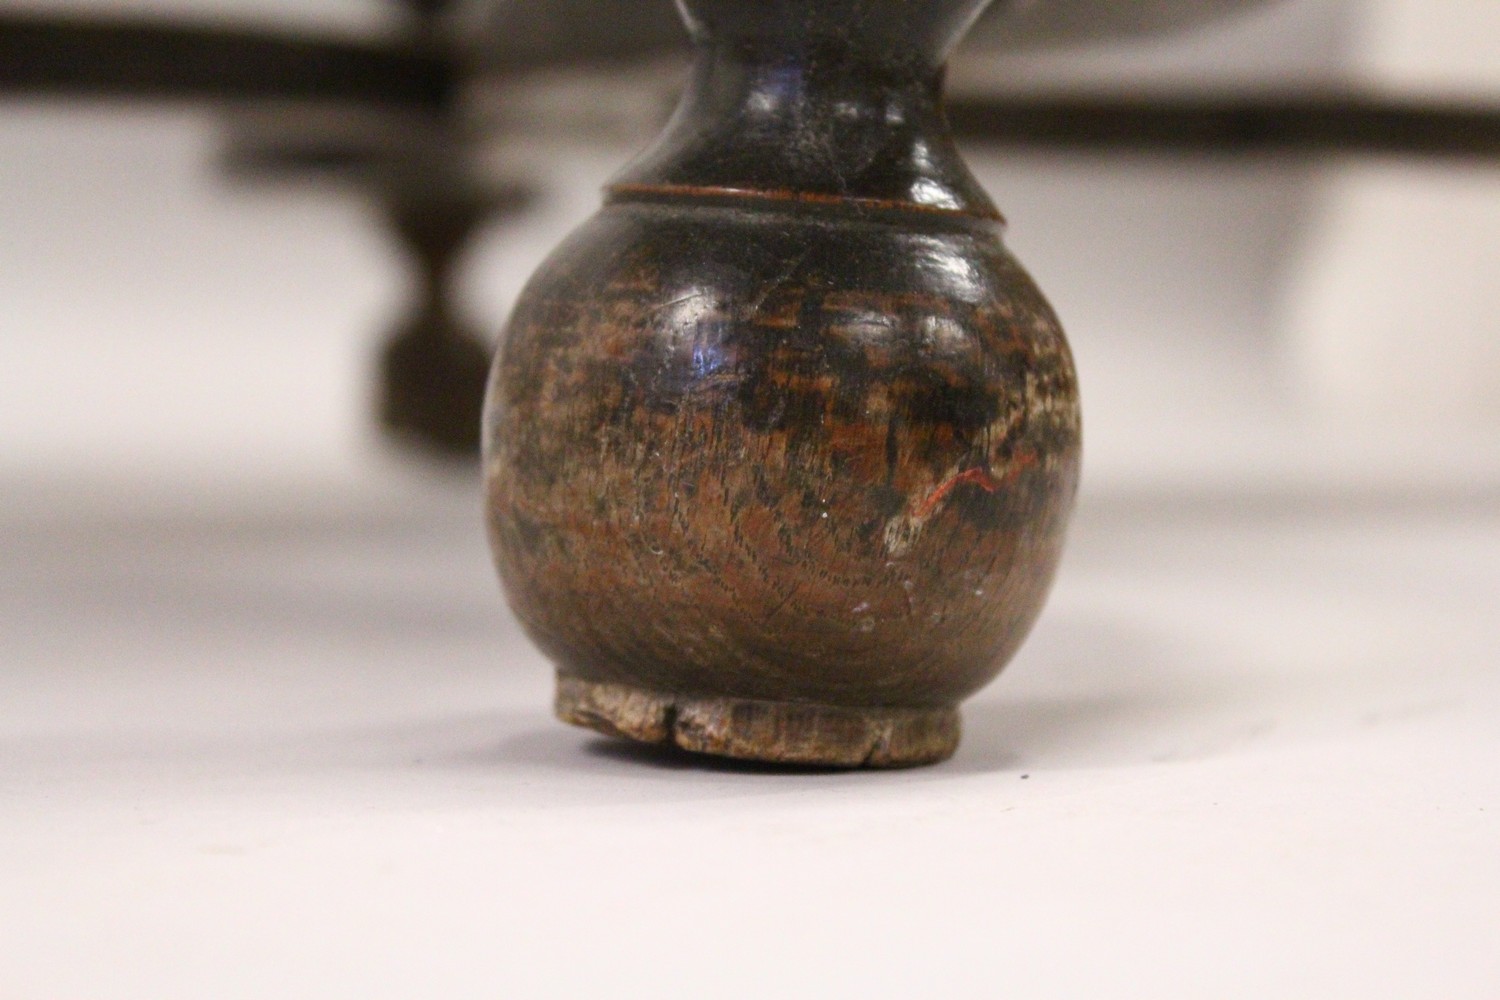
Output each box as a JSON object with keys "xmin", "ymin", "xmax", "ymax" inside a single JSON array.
[{"xmin": 556, "ymin": 674, "xmax": 960, "ymax": 768}]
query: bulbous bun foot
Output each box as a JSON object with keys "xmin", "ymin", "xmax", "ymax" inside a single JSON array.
[
  {"xmin": 556, "ymin": 675, "xmax": 960, "ymax": 768},
  {"xmin": 485, "ymin": 0, "xmax": 1080, "ymax": 773}
]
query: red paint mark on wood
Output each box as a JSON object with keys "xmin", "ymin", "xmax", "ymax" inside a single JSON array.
[{"xmin": 915, "ymin": 451, "xmax": 1037, "ymax": 519}]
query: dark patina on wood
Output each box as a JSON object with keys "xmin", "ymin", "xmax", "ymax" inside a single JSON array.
[{"xmin": 484, "ymin": 0, "xmax": 1081, "ymax": 767}]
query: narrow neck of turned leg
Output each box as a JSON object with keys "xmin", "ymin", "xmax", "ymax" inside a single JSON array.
[
  {"xmin": 608, "ymin": 40, "xmax": 1000, "ymax": 221},
  {"xmin": 389, "ymin": 206, "xmax": 475, "ymax": 330},
  {"xmin": 675, "ymin": 0, "xmax": 995, "ymax": 67}
]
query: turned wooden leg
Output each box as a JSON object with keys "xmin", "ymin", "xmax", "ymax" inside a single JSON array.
[
  {"xmin": 483, "ymin": 0, "xmax": 1081, "ymax": 767},
  {"xmin": 377, "ymin": 187, "xmax": 528, "ymax": 456}
]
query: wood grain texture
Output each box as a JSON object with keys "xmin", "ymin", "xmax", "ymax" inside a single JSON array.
[{"xmin": 485, "ymin": 199, "xmax": 1079, "ymax": 761}]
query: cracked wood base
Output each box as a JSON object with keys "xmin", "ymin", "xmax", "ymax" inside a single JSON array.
[{"xmin": 556, "ymin": 675, "xmax": 960, "ymax": 768}]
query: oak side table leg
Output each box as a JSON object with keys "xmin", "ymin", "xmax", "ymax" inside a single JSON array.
[
  {"xmin": 484, "ymin": 0, "xmax": 1082, "ymax": 767},
  {"xmin": 378, "ymin": 187, "xmax": 525, "ymax": 456}
]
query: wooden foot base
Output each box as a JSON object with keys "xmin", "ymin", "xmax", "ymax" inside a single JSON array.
[{"xmin": 555, "ymin": 675, "xmax": 960, "ymax": 768}]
